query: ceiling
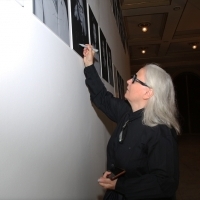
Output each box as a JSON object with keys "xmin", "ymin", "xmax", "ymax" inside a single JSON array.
[{"xmin": 121, "ymin": 0, "xmax": 200, "ymax": 75}]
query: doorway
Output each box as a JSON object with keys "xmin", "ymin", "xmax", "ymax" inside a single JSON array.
[{"xmin": 174, "ymin": 72, "xmax": 200, "ymax": 134}]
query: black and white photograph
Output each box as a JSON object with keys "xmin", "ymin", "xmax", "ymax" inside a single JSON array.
[
  {"xmin": 33, "ymin": 0, "xmax": 70, "ymax": 45},
  {"xmin": 89, "ymin": 6, "xmax": 101, "ymax": 76},
  {"xmin": 99, "ymin": 29, "xmax": 108, "ymax": 82},
  {"xmin": 113, "ymin": 0, "xmax": 120, "ymax": 26},
  {"xmin": 117, "ymin": 71, "xmax": 122, "ymax": 99},
  {"xmin": 111, "ymin": 0, "xmax": 127, "ymax": 52},
  {"xmin": 71, "ymin": 0, "xmax": 89, "ymax": 56},
  {"xmin": 113, "ymin": 65, "xmax": 119, "ymax": 98},
  {"xmin": 120, "ymin": 76, "xmax": 125, "ymax": 99},
  {"xmin": 112, "ymin": 0, "xmax": 117, "ymax": 20},
  {"xmin": 117, "ymin": 71, "xmax": 124, "ymax": 99},
  {"xmin": 107, "ymin": 44, "xmax": 114, "ymax": 86}
]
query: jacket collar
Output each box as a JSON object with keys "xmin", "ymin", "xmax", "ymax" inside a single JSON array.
[{"xmin": 128, "ymin": 108, "xmax": 144, "ymax": 121}]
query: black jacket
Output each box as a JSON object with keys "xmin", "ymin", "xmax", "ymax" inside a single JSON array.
[{"xmin": 84, "ymin": 65, "xmax": 179, "ymax": 200}]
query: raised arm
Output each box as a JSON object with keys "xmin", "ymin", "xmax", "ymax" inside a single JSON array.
[{"xmin": 83, "ymin": 45, "xmax": 130, "ymax": 123}]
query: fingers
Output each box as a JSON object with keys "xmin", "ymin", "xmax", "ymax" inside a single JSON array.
[
  {"xmin": 102, "ymin": 171, "xmax": 111, "ymax": 178},
  {"xmin": 82, "ymin": 44, "xmax": 95, "ymax": 66},
  {"xmin": 83, "ymin": 44, "xmax": 95, "ymax": 55},
  {"xmin": 98, "ymin": 177, "xmax": 110, "ymax": 188},
  {"xmin": 83, "ymin": 44, "xmax": 92, "ymax": 51},
  {"xmin": 98, "ymin": 173, "xmax": 117, "ymax": 190},
  {"xmin": 83, "ymin": 46, "xmax": 89, "ymax": 57}
]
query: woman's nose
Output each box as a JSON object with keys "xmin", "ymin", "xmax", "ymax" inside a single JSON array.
[{"xmin": 127, "ymin": 78, "xmax": 132, "ymax": 84}]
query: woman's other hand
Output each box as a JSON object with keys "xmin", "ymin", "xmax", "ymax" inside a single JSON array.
[
  {"xmin": 83, "ymin": 44, "xmax": 95, "ymax": 67},
  {"xmin": 98, "ymin": 171, "xmax": 117, "ymax": 190}
]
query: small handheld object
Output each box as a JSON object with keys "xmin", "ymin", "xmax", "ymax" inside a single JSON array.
[
  {"xmin": 106, "ymin": 167, "xmax": 126, "ymax": 180},
  {"xmin": 79, "ymin": 44, "xmax": 98, "ymax": 52}
]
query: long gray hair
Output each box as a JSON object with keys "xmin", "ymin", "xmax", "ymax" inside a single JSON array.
[{"xmin": 143, "ymin": 64, "xmax": 180, "ymax": 134}]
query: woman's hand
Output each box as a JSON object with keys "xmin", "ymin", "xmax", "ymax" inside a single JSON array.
[
  {"xmin": 98, "ymin": 171, "xmax": 117, "ymax": 190},
  {"xmin": 83, "ymin": 44, "xmax": 95, "ymax": 67}
]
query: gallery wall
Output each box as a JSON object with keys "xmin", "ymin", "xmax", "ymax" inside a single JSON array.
[{"xmin": 0, "ymin": 0, "xmax": 130, "ymax": 199}]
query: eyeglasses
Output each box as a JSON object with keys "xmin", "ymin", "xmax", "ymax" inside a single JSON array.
[
  {"xmin": 119, "ymin": 120, "xmax": 129, "ymax": 143},
  {"xmin": 132, "ymin": 74, "xmax": 150, "ymax": 88}
]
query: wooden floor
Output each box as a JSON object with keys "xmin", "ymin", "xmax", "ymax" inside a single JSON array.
[{"xmin": 176, "ymin": 135, "xmax": 200, "ymax": 200}]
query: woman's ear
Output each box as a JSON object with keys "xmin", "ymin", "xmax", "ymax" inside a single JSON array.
[{"xmin": 143, "ymin": 88, "xmax": 154, "ymax": 100}]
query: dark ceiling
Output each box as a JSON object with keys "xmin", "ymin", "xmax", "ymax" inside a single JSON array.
[{"xmin": 121, "ymin": 0, "xmax": 200, "ymax": 75}]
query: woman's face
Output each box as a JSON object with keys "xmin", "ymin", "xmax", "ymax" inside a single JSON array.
[{"xmin": 125, "ymin": 67, "xmax": 149, "ymax": 105}]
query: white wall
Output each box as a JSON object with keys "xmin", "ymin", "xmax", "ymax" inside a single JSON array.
[{"xmin": 0, "ymin": 0, "xmax": 130, "ymax": 199}]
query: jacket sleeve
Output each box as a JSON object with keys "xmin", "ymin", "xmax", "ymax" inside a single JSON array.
[
  {"xmin": 84, "ymin": 65, "xmax": 130, "ymax": 123},
  {"xmin": 115, "ymin": 127, "xmax": 179, "ymax": 199}
]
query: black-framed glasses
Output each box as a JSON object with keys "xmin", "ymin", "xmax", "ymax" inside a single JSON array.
[{"xmin": 132, "ymin": 74, "xmax": 150, "ymax": 88}]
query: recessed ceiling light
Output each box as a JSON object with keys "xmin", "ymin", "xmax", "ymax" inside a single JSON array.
[
  {"xmin": 189, "ymin": 42, "xmax": 199, "ymax": 50},
  {"xmin": 142, "ymin": 27, "xmax": 147, "ymax": 32},
  {"xmin": 138, "ymin": 22, "xmax": 151, "ymax": 32},
  {"xmin": 142, "ymin": 50, "xmax": 146, "ymax": 54},
  {"xmin": 192, "ymin": 45, "xmax": 197, "ymax": 49},
  {"xmin": 140, "ymin": 47, "xmax": 148, "ymax": 54}
]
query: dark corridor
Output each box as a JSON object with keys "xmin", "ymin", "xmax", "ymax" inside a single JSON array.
[{"xmin": 174, "ymin": 72, "xmax": 200, "ymax": 135}]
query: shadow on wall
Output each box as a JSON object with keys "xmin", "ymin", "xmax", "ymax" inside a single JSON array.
[
  {"xmin": 92, "ymin": 103, "xmax": 115, "ymax": 136},
  {"xmin": 97, "ymin": 194, "xmax": 104, "ymax": 200},
  {"xmin": 92, "ymin": 105, "xmax": 112, "ymax": 200}
]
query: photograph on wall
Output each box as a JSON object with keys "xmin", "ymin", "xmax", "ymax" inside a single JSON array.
[
  {"xmin": 33, "ymin": 0, "xmax": 70, "ymax": 46},
  {"xmin": 120, "ymin": 76, "xmax": 125, "ymax": 99},
  {"xmin": 117, "ymin": 71, "xmax": 125, "ymax": 99},
  {"xmin": 99, "ymin": 29, "xmax": 108, "ymax": 82},
  {"xmin": 119, "ymin": 11, "xmax": 126, "ymax": 51},
  {"xmin": 111, "ymin": 0, "xmax": 127, "ymax": 52},
  {"xmin": 89, "ymin": 6, "xmax": 101, "ymax": 76},
  {"xmin": 113, "ymin": 0, "xmax": 120, "ymax": 26},
  {"xmin": 117, "ymin": 71, "xmax": 122, "ymax": 99},
  {"xmin": 112, "ymin": 0, "xmax": 117, "ymax": 20},
  {"xmin": 113, "ymin": 65, "xmax": 119, "ymax": 98},
  {"xmin": 107, "ymin": 44, "xmax": 114, "ymax": 87},
  {"xmin": 71, "ymin": 0, "xmax": 89, "ymax": 56}
]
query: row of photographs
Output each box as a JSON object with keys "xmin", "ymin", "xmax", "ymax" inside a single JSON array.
[
  {"xmin": 33, "ymin": 0, "xmax": 125, "ymax": 99},
  {"xmin": 113, "ymin": 66, "xmax": 125, "ymax": 99},
  {"xmin": 110, "ymin": 0, "xmax": 128, "ymax": 52}
]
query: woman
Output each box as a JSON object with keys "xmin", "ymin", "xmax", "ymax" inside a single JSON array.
[{"xmin": 83, "ymin": 45, "xmax": 180, "ymax": 200}]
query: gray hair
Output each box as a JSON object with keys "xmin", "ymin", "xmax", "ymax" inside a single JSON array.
[{"xmin": 143, "ymin": 64, "xmax": 180, "ymax": 134}]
